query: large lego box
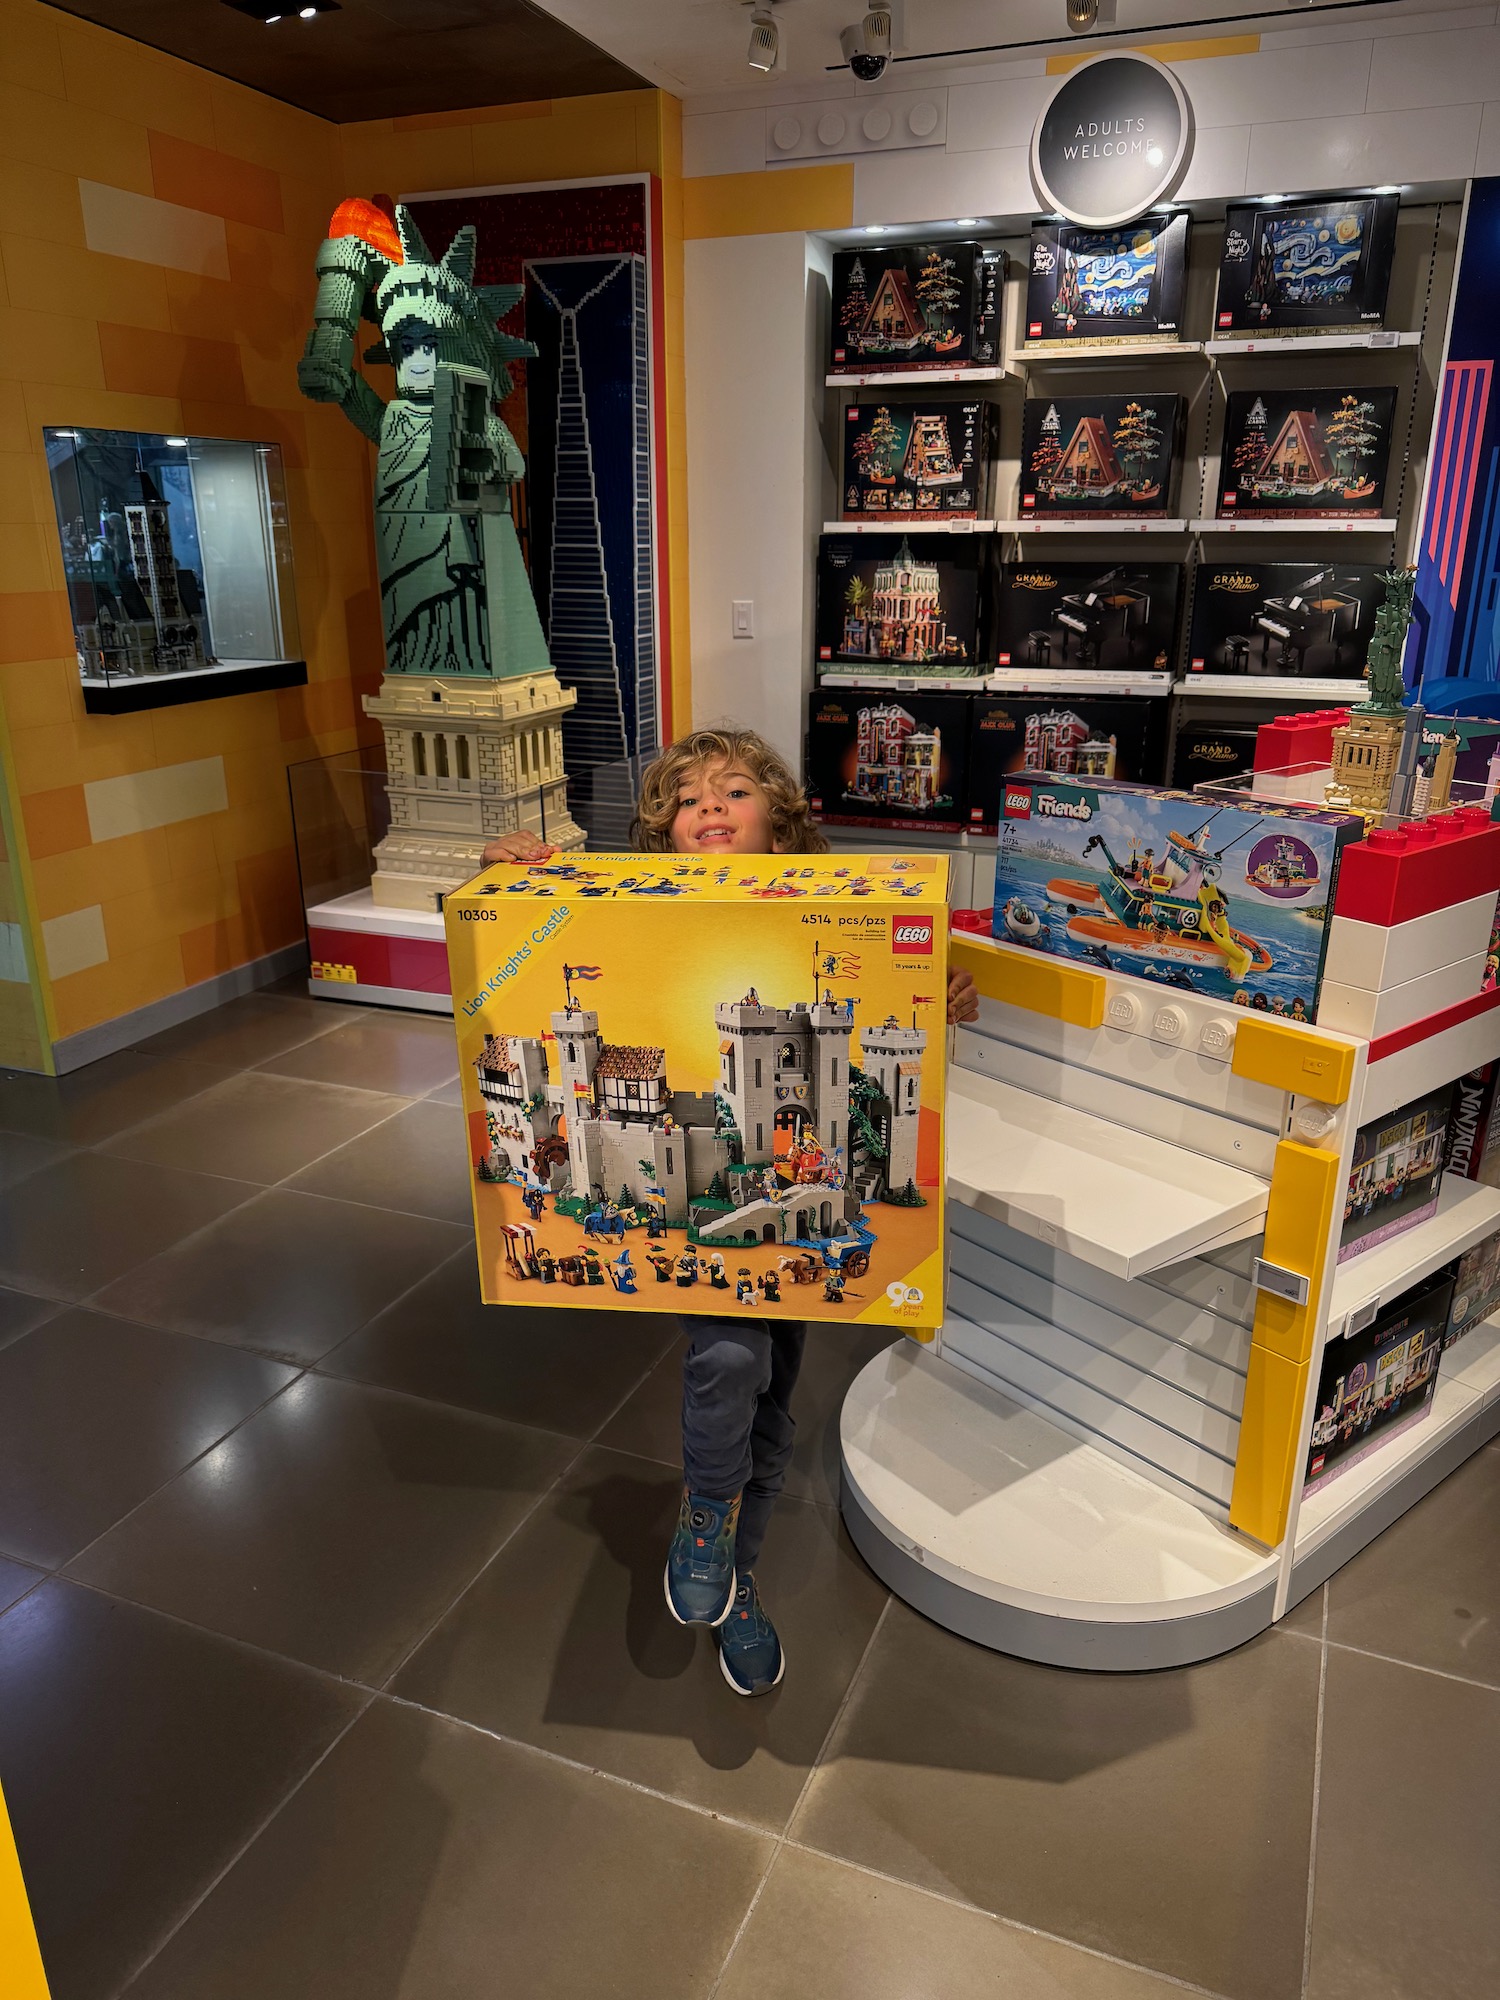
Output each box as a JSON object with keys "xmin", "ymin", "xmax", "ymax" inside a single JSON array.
[
  {"xmin": 1215, "ymin": 193, "xmax": 1399, "ymax": 336},
  {"xmin": 1339, "ymin": 1084, "xmax": 1454, "ymax": 1264},
  {"xmin": 806, "ymin": 688, "xmax": 972, "ymax": 832},
  {"xmin": 444, "ymin": 853, "xmax": 948, "ymax": 1331},
  {"xmin": 815, "ymin": 531, "xmax": 986, "ymax": 677},
  {"xmin": 830, "ymin": 241, "xmax": 999, "ymax": 373},
  {"xmin": 1304, "ymin": 1271, "xmax": 1451, "ymax": 1497},
  {"xmin": 1023, "ymin": 213, "xmax": 1190, "ymax": 347},
  {"xmin": 991, "ymin": 775, "xmax": 1362, "ymax": 1011},
  {"xmin": 966, "ymin": 694, "xmax": 1170, "ymax": 834},
  {"xmin": 840, "ymin": 401, "xmax": 995, "ymax": 520},
  {"xmin": 990, "ymin": 559, "xmax": 1183, "ymax": 673},
  {"xmin": 1020, "ymin": 393, "xmax": 1183, "ymax": 520},
  {"xmin": 1186, "ymin": 561, "xmax": 1389, "ymax": 677},
  {"xmin": 1216, "ymin": 386, "xmax": 1397, "ymax": 521}
]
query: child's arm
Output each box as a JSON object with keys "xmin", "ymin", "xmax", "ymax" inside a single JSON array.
[
  {"xmin": 481, "ymin": 832, "xmax": 556, "ymax": 866},
  {"xmin": 947, "ymin": 968, "xmax": 978, "ymax": 1025}
]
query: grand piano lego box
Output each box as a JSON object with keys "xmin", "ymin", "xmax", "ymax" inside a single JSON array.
[
  {"xmin": 816, "ymin": 532, "xmax": 986, "ymax": 677},
  {"xmin": 990, "ymin": 776, "xmax": 1362, "ymax": 1011},
  {"xmin": 1216, "ymin": 387, "xmax": 1397, "ymax": 521},
  {"xmin": 967, "ymin": 695, "xmax": 1170, "ymax": 833},
  {"xmin": 1024, "ymin": 213, "xmax": 1190, "ymax": 347},
  {"xmin": 1187, "ymin": 562, "xmax": 1388, "ymax": 677},
  {"xmin": 1020, "ymin": 394, "xmax": 1183, "ymax": 520},
  {"xmin": 841, "ymin": 401, "xmax": 995, "ymax": 520},
  {"xmin": 990, "ymin": 560, "xmax": 1183, "ymax": 674},
  {"xmin": 1215, "ymin": 193, "xmax": 1399, "ymax": 335},
  {"xmin": 806, "ymin": 689, "xmax": 972, "ymax": 832},
  {"xmin": 445, "ymin": 854, "xmax": 948, "ymax": 1331},
  {"xmin": 830, "ymin": 241, "xmax": 1001, "ymax": 373}
]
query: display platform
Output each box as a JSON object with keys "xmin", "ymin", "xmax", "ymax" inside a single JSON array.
[{"xmin": 305, "ymin": 888, "xmax": 452, "ymax": 1013}]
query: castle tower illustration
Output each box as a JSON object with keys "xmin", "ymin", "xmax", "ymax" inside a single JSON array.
[
  {"xmin": 714, "ymin": 991, "xmax": 855, "ymax": 1164},
  {"xmin": 857, "ymin": 1017, "xmax": 928, "ymax": 1194},
  {"xmin": 298, "ymin": 199, "xmax": 585, "ymax": 912},
  {"xmin": 473, "ymin": 1033, "xmax": 554, "ymax": 1180}
]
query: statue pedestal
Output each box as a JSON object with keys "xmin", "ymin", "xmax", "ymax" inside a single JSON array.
[{"xmin": 363, "ymin": 667, "xmax": 586, "ymax": 912}]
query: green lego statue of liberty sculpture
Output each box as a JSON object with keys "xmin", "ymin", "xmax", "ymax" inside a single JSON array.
[{"xmin": 299, "ymin": 197, "xmax": 582, "ymax": 910}]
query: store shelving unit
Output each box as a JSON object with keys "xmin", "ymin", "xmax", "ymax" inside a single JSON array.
[
  {"xmin": 826, "ymin": 365, "xmax": 1016, "ymax": 388},
  {"xmin": 1203, "ymin": 331, "xmax": 1422, "ymax": 356},
  {"xmin": 821, "ymin": 518, "xmax": 994, "ymax": 533},
  {"xmin": 992, "ymin": 519, "xmax": 1190, "ymax": 535},
  {"xmin": 1189, "ymin": 517, "xmax": 1400, "ymax": 535}
]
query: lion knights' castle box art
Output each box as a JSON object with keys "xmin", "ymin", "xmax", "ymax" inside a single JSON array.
[{"xmin": 445, "ymin": 855, "xmax": 949, "ymax": 1330}]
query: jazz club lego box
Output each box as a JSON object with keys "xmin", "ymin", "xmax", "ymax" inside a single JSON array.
[
  {"xmin": 806, "ymin": 688, "xmax": 972, "ymax": 832},
  {"xmin": 992, "ymin": 775, "xmax": 1362, "ymax": 1012},
  {"xmin": 966, "ymin": 694, "xmax": 1170, "ymax": 833},
  {"xmin": 445, "ymin": 854, "xmax": 949, "ymax": 1331}
]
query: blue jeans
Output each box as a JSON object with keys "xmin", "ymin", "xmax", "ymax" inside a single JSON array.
[{"xmin": 680, "ymin": 1317, "xmax": 807, "ymax": 1570}]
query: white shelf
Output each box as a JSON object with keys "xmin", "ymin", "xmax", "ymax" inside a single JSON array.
[
  {"xmin": 1329, "ymin": 1176, "xmax": 1500, "ymax": 1329},
  {"xmin": 824, "ymin": 518, "xmax": 995, "ymax": 534},
  {"xmin": 1177, "ymin": 674, "xmax": 1367, "ymax": 702},
  {"xmin": 1190, "ymin": 518, "xmax": 1399, "ymax": 535},
  {"xmin": 989, "ymin": 668, "xmax": 1174, "ymax": 697},
  {"xmin": 1014, "ymin": 341, "xmax": 1205, "ymax": 364},
  {"xmin": 817, "ymin": 671, "xmax": 987, "ymax": 692},
  {"xmin": 827, "ymin": 365, "xmax": 1015, "ymax": 388},
  {"xmin": 1294, "ymin": 1318, "xmax": 1500, "ymax": 1559},
  {"xmin": 946, "ymin": 1066, "xmax": 1269, "ymax": 1281},
  {"xmin": 306, "ymin": 886, "xmax": 446, "ymax": 939},
  {"xmin": 993, "ymin": 518, "xmax": 1189, "ymax": 535},
  {"xmin": 1205, "ymin": 330, "xmax": 1421, "ymax": 356}
]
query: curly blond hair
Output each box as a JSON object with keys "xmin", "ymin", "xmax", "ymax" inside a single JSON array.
[{"xmin": 630, "ymin": 727, "xmax": 829, "ymax": 854}]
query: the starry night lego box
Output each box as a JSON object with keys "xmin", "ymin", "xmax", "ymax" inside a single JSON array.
[
  {"xmin": 1019, "ymin": 394, "xmax": 1183, "ymax": 519},
  {"xmin": 1217, "ymin": 386, "xmax": 1397, "ymax": 520},
  {"xmin": 445, "ymin": 854, "xmax": 949, "ymax": 1330},
  {"xmin": 990, "ymin": 774, "xmax": 1362, "ymax": 1012},
  {"xmin": 1305, "ymin": 1270, "xmax": 1451, "ymax": 1496},
  {"xmin": 1215, "ymin": 193, "xmax": 1399, "ymax": 335},
  {"xmin": 815, "ymin": 532, "xmax": 986, "ymax": 677},
  {"xmin": 1024, "ymin": 213, "xmax": 1190, "ymax": 346},
  {"xmin": 806, "ymin": 688, "xmax": 973, "ymax": 832},
  {"xmin": 841, "ymin": 401, "xmax": 995, "ymax": 520},
  {"xmin": 967, "ymin": 694, "xmax": 1170, "ymax": 833},
  {"xmin": 831, "ymin": 242, "xmax": 988, "ymax": 373},
  {"xmin": 990, "ymin": 559, "xmax": 1183, "ymax": 673},
  {"xmin": 1187, "ymin": 561, "xmax": 1389, "ymax": 676}
]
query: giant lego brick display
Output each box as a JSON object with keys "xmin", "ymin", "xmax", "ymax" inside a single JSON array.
[
  {"xmin": 445, "ymin": 855, "xmax": 949, "ymax": 1329},
  {"xmin": 830, "ymin": 242, "xmax": 999, "ymax": 372},
  {"xmin": 1216, "ymin": 387, "xmax": 1397, "ymax": 521},
  {"xmin": 815, "ymin": 532, "xmax": 985, "ymax": 676},
  {"xmin": 841, "ymin": 402, "xmax": 994, "ymax": 520},
  {"xmin": 1020, "ymin": 394, "xmax": 1183, "ymax": 519},
  {"xmin": 1187, "ymin": 562, "xmax": 1389, "ymax": 677},
  {"xmin": 991, "ymin": 559, "xmax": 1182, "ymax": 673},
  {"xmin": 1215, "ymin": 194, "xmax": 1399, "ymax": 335},
  {"xmin": 1024, "ymin": 213, "xmax": 1190, "ymax": 347},
  {"xmin": 992, "ymin": 775, "xmax": 1362, "ymax": 1011},
  {"xmin": 806, "ymin": 689, "xmax": 972, "ymax": 831},
  {"xmin": 299, "ymin": 198, "xmax": 584, "ymax": 910}
]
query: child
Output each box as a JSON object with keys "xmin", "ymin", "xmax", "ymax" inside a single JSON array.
[{"xmin": 482, "ymin": 727, "xmax": 977, "ymax": 1696}]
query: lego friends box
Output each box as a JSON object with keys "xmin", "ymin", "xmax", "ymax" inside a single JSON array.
[{"xmin": 445, "ymin": 854, "xmax": 949, "ymax": 1331}]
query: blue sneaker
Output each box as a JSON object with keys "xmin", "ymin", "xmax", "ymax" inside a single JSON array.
[
  {"xmin": 717, "ymin": 1572, "xmax": 785, "ymax": 1696},
  {"xmin": 663, "ymin": 1488, "xmax": 740, "ymax": 1627}
]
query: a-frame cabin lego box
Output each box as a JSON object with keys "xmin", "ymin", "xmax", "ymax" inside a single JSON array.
[{"xmin": 445, "ymin": 853, "xmax": 949, "ymax": 1331}]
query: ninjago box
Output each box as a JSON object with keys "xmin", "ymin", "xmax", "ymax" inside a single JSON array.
[
  {"xmin": 990, "ymin": 560, "xmax": 1183, "ymax": 674},
  {"xmin": 991, "ymin": 775, "xmax": 1362, "ymax": 1012},
  {"xmin": 1187, "ymin": 562, "xmax": 1389, "ymax": 677},
  {"xmin": 841, "ymin": 401, "xmax": 995, "ymax": 520},
  {"xmin": 1024, "ymin": 213, "xmax": 1190, "ymax": 347},
  {"xmin": 445, "ymin": 854, "xmax": 948, "ymax": 1331},
  {"xmin": 1215, "ymin": 193, "xmax": 1399, "ymax": 335},
  {"xmin": 967, "ymin": 694, "xmax": 1170, "ymax": 833},
  {"xmin": 806, "ymin": 688, "xmax": 972, "ymax": 832},
  {"xmin": 1216, "ymin": 386, "xmax": 1397, "ymax": 521},
  {"xmin": 830, "ymin": 241, "xmax": 1000, "ymax": 373},
  {"xmin": 816, "ymin": 531, "xmax": 986, "ymax": 677},
  {"xmin": 1020, "ymin": 394, "xmax": 1183, "ymax": 519}
]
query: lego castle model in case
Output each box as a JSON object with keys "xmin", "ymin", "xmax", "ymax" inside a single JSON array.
[
  {"xmin": 1024, "ymin": 213, "xmax": 1190, "ymax": 347},
  {"xmin": 806, "ymin": 689, "xmax": 972, "ymax": 832},
  {"xmin": 967, "ymin": 695, "xmax": 1170, "ymax": 833},
  {"xmin": 1170, "ymin": 725, "xmax": 1259, "ymax": 790},
  {"xmin": 991, "ymin": 775, "xmax": 1362, "ymax": 1010},
  {"xmin": 1187, "ymin": 562, "xmax": 1389, "ymax": 677},
  {"xmin": 991, "ymin": 560, "xmax": 1183, "ymax": 674},
  {"xmin": 445, "ymin": 854, "xmax": 948, "ymax": 1331},
  {"xmin": 1217, "ymin": 386, "xmax": 1397, "ymax": 520},
  {"xmin": 1216, "ymin": 193, "xmax": 1399, "ymax": 335},
  {"xmin": 841, "ymin": 402, "xmax": 995, "ymax": 520},
  {"xmin": 1305, "ymin": 1270, "xmax": 1451, "ymax": 1496},
  {"xmin": 816, "ymin": 533, "xmax": 985, "ymax": 677},
  {"xmin": 1020, "ymin": 395, "xmax": 1182, "ymax": 519},
  {"xmin": 831, "ymin": 243, "xmax": 1001, "ymax": 373},
  {"xmin": 1340, "ymin": 1085, "xmax": 1454, "ymax": 1264}
]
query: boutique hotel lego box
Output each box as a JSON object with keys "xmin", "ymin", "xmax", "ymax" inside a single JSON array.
[
  {"xmin": 992, "ymin": 776, "xmax": 1362, "ymax": 1012},
  {"xmin": 445, "ymin": 854, "xmax": 948, "ymax": 1331},
  {"xmin": 816, "ymin": 532, "xmax": 985, "ymax": 677}
]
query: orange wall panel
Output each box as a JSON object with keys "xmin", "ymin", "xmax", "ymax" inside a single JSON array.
[
  {"xmin": 0, "ymin": 590, "xmax": 73, "ymax": 665},
  {"xmin": 148, "ymin": 130, "xmax": 285, "ymax": 233},
  {"xmin": 20, "ymin": 783, "xmax": 90, "ymax": 860}
]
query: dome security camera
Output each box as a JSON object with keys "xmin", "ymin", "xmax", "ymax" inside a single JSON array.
[{"xmin": 842, "ymin": 3, "xmax": 893, "ymax": 80}]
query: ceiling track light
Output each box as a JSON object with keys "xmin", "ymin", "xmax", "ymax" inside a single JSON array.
[
  {"xmin": 747, "ymin": 5, "xmax": 781, "ymax": 73},
  {"xmin": 221, "ymin": 0, "xmax": 340, "ymax": 22}
]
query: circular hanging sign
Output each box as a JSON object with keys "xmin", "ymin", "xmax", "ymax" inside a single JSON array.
[{"xmin": 1031, "ymin": 52, "xmax": 1193, "ymax": 228}]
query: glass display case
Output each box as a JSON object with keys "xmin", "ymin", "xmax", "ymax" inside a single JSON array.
[{"xmin": 43, "ymin": 427, "xmax": 306, "ymax": 713}]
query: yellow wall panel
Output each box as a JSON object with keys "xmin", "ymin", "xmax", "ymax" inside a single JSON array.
[
  {"xmin": 7, "ymin": 721, "xmax": 81, "ymax": 796},
  {"xmin": 0, "ymin": 519, "xmax": 61, "ymax": 595},
  {"xmin": 0, "ymin": 384, "xmax": 31, "ymax": 454},
  {"xmin": 30, "ymin": 827, "xmax": 171, "ymax": 915},
  {"xmin": 0, "ymin": 0, "xmax": 65, "ymax": 97},
  {"xmin": 0, "ymin": 659, "xmax": 79, "ymax": 734},
  {"xmin": 148, "ymin": 131, "xmax": 284, "ymax": 234},
  {"xmin": 20, "ymin": 385, "xmax": 182, "ymax": 441},
  {"xmin": 0, "ymin": 159, "xmax": 85, "ymax": 247},
  {"xmin": 49, "ymin": 935, "xmax": 182, "ymax": 1037},
  {"xmin": 1, "ymin": 234, "xmax": 173, "ymax": 330},
  {"xmin": 102, "ymin": 871, "xmax": 234, "ymax": 956},
  {"xmin": 56, "ymin": 21, "xmax": 216, "ymax": 149},
  {"xmin": 41, "ymin": 899, "xmax": 107, "ymax": 977},
  {"xmin": 0, "ymin": 80, "xmax": 153, "ymax": 193},
  {"xmin": 0, "ymin": 310, "xmax": 103, "ymax": 392},
  {"xmin": 683, "ymin": 165, "xmax": 854, "ymax": 240},
  {"xmin": 209, "ymin": 78, "xmax": 341, "ymax": 180}
]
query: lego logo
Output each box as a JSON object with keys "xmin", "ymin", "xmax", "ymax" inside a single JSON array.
[
  {"xmin": 893, "ymin": 921, "xmax": 933, "ymax": 955},
  {"xmin": 1004, "ymin": 789, "xmax": 1032, "ymax": 819}
]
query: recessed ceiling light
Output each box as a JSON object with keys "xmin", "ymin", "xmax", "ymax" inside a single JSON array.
[
  {"xmin": 165, "ymin": 437, "xmax": 189, "ymax": 447},
  {"xmin": 299, "ymin": 6, "xmax": 316, "ymax": 15},
  {"xmin": 221, "ymin": 0, "xmax": 339, "ymax": 20},
  {"xmin": 862, "ymin": 225, "xmax": 887, "ymax": 236},
  {"xmin": 1372, "ymin": 185, "xmax": 1402, "ymax": 195}
]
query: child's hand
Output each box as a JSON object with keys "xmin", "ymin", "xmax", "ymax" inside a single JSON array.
[
  {"xmin": 481, "ymin": 832, "xmax": 556, "ymax": 866},
  {"xmin": 947, "ymin": 968, "xmax": 979, "ymax": 1025}
]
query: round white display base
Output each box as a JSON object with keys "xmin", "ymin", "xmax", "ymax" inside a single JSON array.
[{"xmin": 840, "ymin": 1342, "xmax": 1280, "ymax": 1670}]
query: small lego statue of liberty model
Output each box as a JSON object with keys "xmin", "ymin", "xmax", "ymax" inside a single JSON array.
[
  {"xmin": 299, "ymin": 198, "xmax": 582, "ymax": 910},
  {"xmin": 1326, "ymin": 567, "xmax": 1420, "ymax": 821}
]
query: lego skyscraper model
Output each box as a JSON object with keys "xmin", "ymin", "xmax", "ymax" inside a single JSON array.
[{"xmin": 299, "ymin": 198, "xmax": 583, "ymax": 911}]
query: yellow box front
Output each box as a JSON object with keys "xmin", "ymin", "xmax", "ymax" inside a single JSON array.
[{"xmin": 445, "ymin": 852, "xmax": 948, "ymax": 1331}]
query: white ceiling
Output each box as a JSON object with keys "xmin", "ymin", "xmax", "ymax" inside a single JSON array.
[{"xmin": 532, "ymin": 0, "xmax": 1476, "ymax": 102}]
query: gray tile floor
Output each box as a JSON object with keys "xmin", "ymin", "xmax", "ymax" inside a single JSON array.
[{"xmin": 1, "ymin": 981, "xmax": 1496, "ymax": 2000}]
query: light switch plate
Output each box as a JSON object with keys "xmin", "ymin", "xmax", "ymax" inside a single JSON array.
[{"xmin": 732, "ymin": 599, "xmax": 754, "ymax": 639}]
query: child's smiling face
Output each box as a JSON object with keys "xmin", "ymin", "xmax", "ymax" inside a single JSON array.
[{"xmin": 671, "ymin": 758, "xmax": 778, "ymax": 854}]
